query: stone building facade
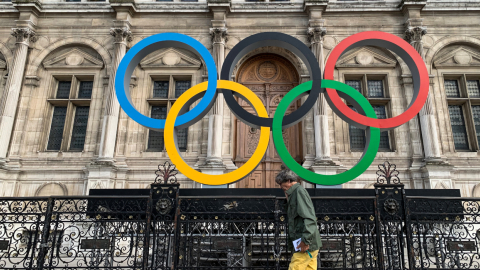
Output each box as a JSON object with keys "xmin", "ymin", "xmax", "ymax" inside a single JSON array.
[{"xmin": 0, "ymin": 0, "xmax": 480, "ymax": 197}]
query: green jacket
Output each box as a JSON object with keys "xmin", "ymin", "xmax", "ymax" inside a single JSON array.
[{"xmin": 285, "ymin": 183, "xmax": 322, "ymax": 252}]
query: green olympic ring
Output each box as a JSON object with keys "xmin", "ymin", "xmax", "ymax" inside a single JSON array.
[{"xmin": 272, "ymin": 79, "xmax": 380, "ymax": 185}]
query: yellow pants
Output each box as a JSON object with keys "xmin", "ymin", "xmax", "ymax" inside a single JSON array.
[{"xmin": 288, "ymin": 250, "xmax": 319, "ymax": 270}]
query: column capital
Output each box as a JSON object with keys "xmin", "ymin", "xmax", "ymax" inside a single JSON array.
[
  {"xmin": 11, "ymin": 28, "xmax": 36, "ymax": 46},
  {"xmin": 110, "ymin": 27, "xmax": 132, "ymax": 44},
  {"xmin": 210, "ymin": 27, "xmax": 228, "ymax": 45},
  {"xmin": 405, "ymin": 26, "xmax": 427, "ymax": 44},
  {"xmin": 307, "ymin": 27, "xmax": 327, "ymax": 45}
]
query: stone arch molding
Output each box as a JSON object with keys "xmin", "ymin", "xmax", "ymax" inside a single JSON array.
[
  {"xmin": 425, "ymin": 36, "xmax": 480, "ymax": 71},
  {"xmin": 34, "ymin": 182, "xmax": 68, "ymax": 196},
  {"xmin": 26, "ymin": 36, "xmax": 112, "ymax": 77},
  {"xmin": 234, "ymin": 47, "xmax": 307, "ymax": 80},
  {"xmin": 0, "ymin": 41, "xmax": 14, "ymax": 71}
]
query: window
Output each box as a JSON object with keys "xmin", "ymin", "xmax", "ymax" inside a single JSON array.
[
  {"xmin": 146, "ymin": 75, "xmax": 189, "ymax": 152},
  {"xmin": 345, "ymin": 75, "xmax": 392, "ymax": 151},
  {"xmin": 444, "ymin": 75, "xmax": 480, "ymax": 151},
  {"xmin": 47, "ymin": 76, "xmax": 93, "ymax": 151}
]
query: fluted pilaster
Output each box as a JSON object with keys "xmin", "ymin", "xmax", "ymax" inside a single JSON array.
[
  {"xmin": 307, "ymin": 26, "xmax": 333, "ymax": 164},
  {"xmin": 405, "ymin": 25, "xmax": 442, "ymax": 161},
  {"xmin": 98, "ymin": 27, "xmax": 132, "ymax": 161},
  {"xmin": 205, "ymin": 27, "xmax": 227, "ymax": 165},
  {"xmin": 0, "ymin": 28, "xmax": 35, "ymax": 161}
]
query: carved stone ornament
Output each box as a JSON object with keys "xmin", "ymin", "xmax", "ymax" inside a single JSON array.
[
  {"xmin": 155, "ymin": 198, "xmax": 173, "ymax": 215},
  {"xmin": 109, "ymin": 27, "xmax": 133, "ymax": 44},
  {"xmin": 307, "ymin": 27, "xmax": 327, "ymax": 45},
  {"xmin": 11, "ymin": 28, "xmax": 36, "ymax": 44},
  {"xmin": 405, "ymin": 26, "xmax": 427, "ymax": 44},
  {"xmin": 258, "ymin": 61, "xmax": 278, "ymax": 80},
  {"xmin": 209, "ymin": 27, "xmax": 228, "ymax": 45},
  {"xmin": 384, "ymin": 199, "xmax": 399, "ymax": 215}
]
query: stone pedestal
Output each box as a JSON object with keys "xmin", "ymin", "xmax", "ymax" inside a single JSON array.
[{"xmin": 419, "ymin": 163, "xmax": 454, "ymax": 190}]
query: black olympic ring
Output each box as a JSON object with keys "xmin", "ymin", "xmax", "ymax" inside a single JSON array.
[{"xmin": 220, "ymin": 32, "xmax": 322, "ymax": 129}]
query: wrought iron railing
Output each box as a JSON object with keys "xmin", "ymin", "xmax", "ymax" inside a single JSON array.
[{"xmin": 0, "ymin": 162, "xmax": 479, "ymax": 270}]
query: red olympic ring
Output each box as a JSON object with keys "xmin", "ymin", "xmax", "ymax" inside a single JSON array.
[{"xmin": 324, "ymin": 31, "xmax": 429, "ymax": 130}]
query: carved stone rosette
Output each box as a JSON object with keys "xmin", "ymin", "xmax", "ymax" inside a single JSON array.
[
  {"xmin": 11, "ymin": 28, "xmax": 36, "ymax": 45},
  {"xmin": 110, "ymin": 27, "xmax": 133, "ymax": 44},
  {"xmin": 210, "ymin": 27, "xmax": 228, "ymax": 45},
  {"xmin": 307, "ymin": 27, "xmax": 327, "ymax": 45}
]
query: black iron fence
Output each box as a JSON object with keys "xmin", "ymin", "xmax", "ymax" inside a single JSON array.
[{"xmin": 0, "ymin": 162, "xmax": 479, "ymax": 270}]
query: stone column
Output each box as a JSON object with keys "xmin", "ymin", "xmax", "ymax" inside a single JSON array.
[
  {"xmin": 405, "ymin": 26, "xmax": 442, "ymax": 162},
  {"xmin": 98, "ymin": 26, "xmax": 132, "ymax": 163},
  {"xmin": 307, "ymin": 27, "xmax": 334, "ymax": 165},
  {"xmin": 0, "ymin": 28, "xmax": 35, "ymax": 164},
  {"xmin": 306, "ymin": 26, "xmax": 341, "ymax": 187},
  {"xmin": 199, "ymin": 27, "xmax": 228, "ymax": 175}
]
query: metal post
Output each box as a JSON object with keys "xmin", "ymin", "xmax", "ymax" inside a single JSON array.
[
  {"xmin": 36, "ymin": 197, "xmax": 54, "ymax": 270},
  {"xmin": 142, "ymin": 187, "xmax": 153, "ymax": 270}
]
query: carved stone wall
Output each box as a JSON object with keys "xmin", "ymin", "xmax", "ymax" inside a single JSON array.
[{"xmin": 0, "ymin": 1, "xmax": 479, "ymax": 196}]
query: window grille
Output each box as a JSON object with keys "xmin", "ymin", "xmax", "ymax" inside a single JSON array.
[
  {"xmin": 47, "ymin": 107, "xmax": 67, "ymax": 150},
  {"xmin": 70, "ymin": 107, "xmax": 90, "ymax": 150},
  {"xmin": 346, "ymin": 80, "xmax": 362, "ymax": 92},
  {"xmin": 56, "ymin": 81, "xmax": 71, "ymax": 99},
  {"xmin": 372, "ymin": 105, "xmax": 390, "ymax": 149},
  {"xmin": 78, "ymin": 81, "xmax": 93, "ymax": 99},
  {"xmin": 467, "ymin": 80, "xmax": 480, "ymax": 98},
  {"xmin": 445, "ymin": 80, "xmax": 460, "ymax": 97},
  {"xmin": 153, "ymin": 81, "xmax": 169, "ymax": 98},
  {"xmin": 175, "ymin": 81, "xmax": 191, "ymax": 98},
  {"xmin": 448, "ymin": 105, "xmax": 469, "ymax": 150},
  {"xmin": 368, "ymin": 80, "xmax": 384, "ymax": 97},
  {"xmin": 472, "ymin": 105, "xmax": 480, "ymax": 147},
  {"xmin": 348, "ymin": 106, "xmax": 366, "ymax": 150},
  {"xmin": 148, "ymin": 106, "xmax": 167, "ymax": 151}
]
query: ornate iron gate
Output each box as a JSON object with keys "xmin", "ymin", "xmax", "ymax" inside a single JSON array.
[{"xmin": 0, "ymin": 162, "xmax": 479, "ymax": 270}]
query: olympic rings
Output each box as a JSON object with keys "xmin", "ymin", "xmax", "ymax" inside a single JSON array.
[
  {"xmin": 164, "ymin": 80, "xmax": 270, "ymax": 185},
  {"xmin": 324, "ymin": 31, "xmax": 429, "ymax": 131},
  {"xmin": 115, "ymin": 33, "xmax": 217, "ymax": 130},
  {"xmin": 273, "ymin": 80, "xmax": 380, "ymax": 185},
  {"xmin": 115, "ymin": 31, "xmax": 430, "ymax": 186},
  {"xmin": 220, "ymin": 32, "xmax": 322, "ymax": 129}
]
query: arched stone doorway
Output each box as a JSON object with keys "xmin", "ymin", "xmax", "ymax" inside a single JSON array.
[{"xmin": 234, "ymin": 53, "xmax": 303, "ymax": 188}]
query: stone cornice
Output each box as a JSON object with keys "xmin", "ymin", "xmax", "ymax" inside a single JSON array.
[
  {"xmin": 11, "ymin": 0, "xmax": 41, "ymax": 16},
  {"xmin": 110, "ymin": 0, "xmax": 137, "ymax": 15}
]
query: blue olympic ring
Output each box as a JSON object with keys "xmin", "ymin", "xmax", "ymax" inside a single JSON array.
[{"xmin": 115, "ymin": 33, "xmax": 217, "ymax": 130}]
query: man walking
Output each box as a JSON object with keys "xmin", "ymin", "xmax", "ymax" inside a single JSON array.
[{"xmin": 276, "ymin": 170, "xmax": 322, "ymax": 270}]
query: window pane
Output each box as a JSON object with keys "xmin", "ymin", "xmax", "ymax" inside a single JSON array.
[
  {"xmin": 177, "ymin": 128, "xmax": 188, "ymax": 151},
  {"xmin": 78, "ymin": 81, "xmax": 93, "ymax": 99},
  {"xmin": 472, "ymin": 105, "xmax": 480, "ymax": 147},
  {"xmin": 70, "ymin": 106, "xmax": 90, "ymax": 150},
  {"xmin": 448, "ymin": 105, "xmax": 469, "ymax": 150},
  {"xmin": 372, "ymin": 105, "xmax": 390, "ymax": 149},
  {"xmin": 444, "ymin": 80, "xmax": 460, "ymax": 97},
  {"xmin": 367, "ymin": 80, "xmax": 384, "ymax": 97},
  {"xmin": 153, "ymin": 81, "xmax": 169, "ymax": 98},
  {"xmin": 47, "ymin": 107, "xmax": 67, "ymax": 150},
  {"xmin": 175, "ymin": 80, "xmax": 191, "ymax": 98},
  {"xmin": 56, "ymin": 81, "xmax": 71, "ymax": 99},
  {"xmin": 467, "ymin": 80, "xmax": 480, "ymax": 98},
  {"xmin": 345, "ymin": 80, "xmax": 362, "ymax": 92},
  {"xmin": 348, "ymin": 106, "xmax": 366, "ymax": 150},
  {"xmin": 148, "ymin": 106, "xmax": 167, "ymax": 151}
]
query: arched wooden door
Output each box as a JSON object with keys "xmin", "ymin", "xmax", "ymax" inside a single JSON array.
[{"xmin": 234, "ymin": 54, "xmax": 303, "ymax": 188}]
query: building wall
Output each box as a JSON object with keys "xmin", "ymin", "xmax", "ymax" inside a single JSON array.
[{"xmin": 0, "ymin": 0, "xmax": 480, "ymax": 197}]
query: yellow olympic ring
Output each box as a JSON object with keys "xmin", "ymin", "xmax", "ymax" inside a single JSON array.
[{"xmin": 165, "ymin": 80, "xmax": 270, "ymax": 185}]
